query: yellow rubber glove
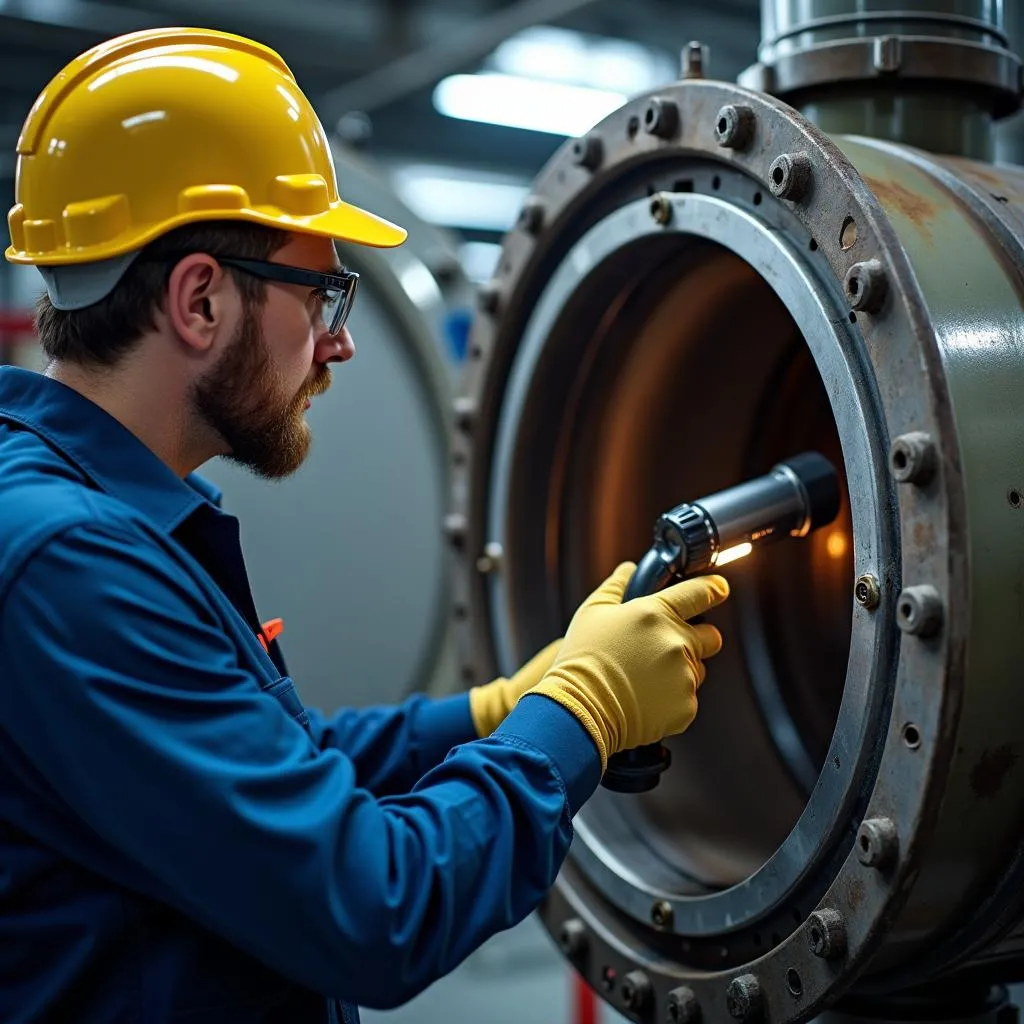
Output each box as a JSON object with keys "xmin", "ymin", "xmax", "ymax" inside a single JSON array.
[
  {"xmin": 469, "ymin": 638, "xmax": 562, "ymax": 737},
  {"xmin": 530, "ymin": 562, "xmax": 729, "ymax": 769}
]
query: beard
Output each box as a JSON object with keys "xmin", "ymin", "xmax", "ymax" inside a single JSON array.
[{"xmin": 193, "ymin": 304, "xmax": 331, "ymax": 479}]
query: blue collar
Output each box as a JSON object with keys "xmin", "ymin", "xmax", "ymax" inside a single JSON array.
[{"xmin": 0, "ymin": 365, "xmax": 223, "ymax": 532}]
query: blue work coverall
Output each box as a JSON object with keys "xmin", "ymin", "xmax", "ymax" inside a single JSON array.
[{"xmin": 0, "ymin": 366, "xmax": 601, "ymax": 1023}]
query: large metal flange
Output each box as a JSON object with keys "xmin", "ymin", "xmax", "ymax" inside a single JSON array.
[{"xmin": 449, "ymin": 75, "xmax": 965, "ymax": 1024}]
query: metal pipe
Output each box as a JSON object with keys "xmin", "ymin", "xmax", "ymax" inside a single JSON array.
[{"xmin": 741, "ymin": 0, "xmax": 1022, "ymax": 159}]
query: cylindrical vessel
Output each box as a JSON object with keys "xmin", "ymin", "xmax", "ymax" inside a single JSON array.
[
  {"xmin": 447, "ymin": 69, "xmax": 1024, "ymax": 1024},
  {"xmin": 742, "ymin": 0, "xmax": 1021, "ymax": 158}
]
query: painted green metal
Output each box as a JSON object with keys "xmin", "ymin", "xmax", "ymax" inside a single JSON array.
[
  {"xmin": 807, "ymin": 94, "xmax": 995, "ymax": 161},
  {"xmin": 833, "ymin": 133, "xmax": 1024, "ymax": 978}
]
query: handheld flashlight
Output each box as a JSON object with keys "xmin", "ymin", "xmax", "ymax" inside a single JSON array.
[{"xmin": 602, "ymin": 451, "xmax": 841, "ymax": 794}]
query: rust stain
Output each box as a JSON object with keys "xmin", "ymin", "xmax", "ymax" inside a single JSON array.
[
  {"xmin": 846, "ymin": 877, "xmax": 866, "ymax": 912},
  {"xmin": 970, "ymin": 744, "xmax": 1019, "ymax": 799},
  {"xmin": 864, "ymin": 175, "xmax": 937, "ymax": 236}
]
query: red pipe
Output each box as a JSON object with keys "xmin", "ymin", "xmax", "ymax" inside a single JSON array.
[{"xmin": 573, "ymin": 974, "xmax": 598, "ymax": 1024}]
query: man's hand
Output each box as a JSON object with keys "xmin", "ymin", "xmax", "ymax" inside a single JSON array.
[
  {"xmin": 469, "ymin": 638, "xmax": 562, "ymax": 737},
  {"xmin": 530, "ymin": 562, "xmax": 729, "ymax": 769}
]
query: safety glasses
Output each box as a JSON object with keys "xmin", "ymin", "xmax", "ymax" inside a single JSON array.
[{"xmin": 216, "ymin": 257, "xmax": 360, "ymax": 336}]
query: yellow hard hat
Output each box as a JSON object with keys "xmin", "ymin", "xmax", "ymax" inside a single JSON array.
[{"xmin": 5, "ymin": 26, "xmax": 408, "ymax": 272}]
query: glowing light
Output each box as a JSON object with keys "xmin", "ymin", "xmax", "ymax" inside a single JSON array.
[
  {"xmin": 715, "ymin": 542, "xmax": 753, "ymax": 567},
  {"xmin": 433, "ymin": 72, "xmax": 627, "ymax": 136},
  {"xmin": 826, "ymin": 531, "xmax": 849, "ymax": 560}
]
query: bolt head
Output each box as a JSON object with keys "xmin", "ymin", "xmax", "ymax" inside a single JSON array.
[
  {"xmin": 668, "ymin": 987, "xmax": 701, "ymax": 1024},
  {"xmin": 651, "ymin": 899, "xmax": 674, "ymax": 929},
  {"xmin": 855, "ymin": 574, "xmax": 881, "ymax": 610},
  {"xmin": 808, "ymin": 908, "xmax": 848, "ymax": 959},
  {"xmin": 571, "ymin": 134, "xmax": 603, "ymax": 171},
  {"xmin": 517, "ymin": 196, "xmax": 545, "ymax": 235},
  {"xmin": 558, "ymin": 918, "xmax": 587, "ymax": 958},
  {"xmin": 896, "ymin": 585, "xmax": 943, "ymax": 637},
  {"xmin": 621, "ymin": 971, "xmax": 652, "ymax": 1011},
  {"xmin": 890, "ymin": 431, "xmax": 936, "ymax": 485},
  {"xmin": 643, "ymin": 97, "xmax": 680, "ymax": 139},
  {"xmin": 768, "ymin": 152, "xmax": 812, "ymax": 201},
  {"xmin": 857, "ymin": 816, "xmax": 899, "ymax": 868},
  {"xmin": 477, "ymin": 282, "xmax": 500, "ymax": 315},
  {"xmin": 845, "ymin": 259, "xmax": 888, "ymax": 313},
  {"xmin": 727, "ymin": 975, "xmax": 762, "ymax": 1020},
  {"xmin": 715, "ymin": 105, "xmax": 754, "ymax": 149},
  {"xmin": 650, "ymin": 193, "xmax": 673, "ymax": 226}
]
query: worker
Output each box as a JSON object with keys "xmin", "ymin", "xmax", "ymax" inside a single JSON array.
[{"xmin": 0, "ymin": 28, "xmax": 730, "ymax": 1024}]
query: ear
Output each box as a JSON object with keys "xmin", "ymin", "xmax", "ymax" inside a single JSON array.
[{"xmin": 164, "ymin": 254, "xmax": 236, "ymax": 354}]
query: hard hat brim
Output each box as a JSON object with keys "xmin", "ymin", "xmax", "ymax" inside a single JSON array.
[{"xmin": 296, "ymin": 199, "xmax": 408, "ymax": 249}]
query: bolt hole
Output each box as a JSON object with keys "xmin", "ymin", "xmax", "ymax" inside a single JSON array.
[
  {"xmin": 903, "ymin": 723, "xmax": 921, "ymax": 749},
  {"xmin": 841, "ymin": 216, "xmax": 858, "ymax": 250},
  {"xmin": 810, "ymin": 927, "xmax": 822, "ymax": 946},
  {"xmin": 627, "ymin": 116, "xmax": 640, "ymax": 139},
  {"xmin": 712, "ymin": 175, "xmax": 721, "ymax": 190},
  {"xmin": 718, "ymin": 117, "xmax": 728, "ymax": 134},
  {"xmin": 809, "ymin": 238, "xmax": 819, "ymax": 251},
  {"xmin": 644, "ymin": 106, "xmax": 656, "ymax": 126},
  {"xmin": 899, "ymin": 601, "xmax": 913, "ymax": 620},
  {"xmin": 1009, "ymin": 489, "xmax": 1022, "ymax": 508},
  {"xmin": 471, "ymin": 345, "xmax": 483, "ymax": 360},
  {"xmin": 753, "ymin": 191, "xmax": 763, "ymax": 206},
  {"xmin": 669, "ymin": 1004, "xmax": 681, "ymax": 1023},
  {"xmin": 461, "ymin": 666, "xmax": 475, "ymax": 683},
  {"xmin": 674, "ymin": 178, "xmax": 694, "ymax": 192},
  {"xmin": 454, "ymin": 603, "xmax": 468, "ymax": 620},
  {"xmin": 849, "ymin": 311, "xmax": 857, "ymax": 323},
  {"xmin": 601, "ymin": 966, "xmax": 616, "ymax": 992},
  {"xmin": 859, "ymin": 833, "xmax": 871, "ymax": 852},
  {"xmin": 850, "ymin": 276, "xmax": 861, "ymax": 295},
  {"xmin": 893, "ymin": 449, "xmax": 908, "ymax": 471},
  {"xmin": 772, "ymin": 165, "xmax": 785, "ymax": 185},
  {"xmin": 787, "ymin": 970, "xmax": 803, "ymax": 997},
  {"xmin": 855, "ymin": 581, "xmax": 869, "ymax": 602}
]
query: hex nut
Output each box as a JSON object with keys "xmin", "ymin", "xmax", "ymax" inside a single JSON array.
[
  {"xmin": 517, "ymin": 196, "xmax": 546, "ymax": 235},
  {"xmin": 896, "ymin": 585, "xmax": 943, "ymax": 637},
  {"xmin": 558, "ymin": 918, "xmax": 588, "ymax": 958},
  {"xmin": 668, "ymin": 987, "xmax": 702, "ymax": 1024},
  {"xmin": 571, "ymin": 134, "xmax": 604, "ymax": 171},
  {"xmin": 715, "ymin": 104, "xmax": 755, "ymax": 149},
  {"xmin": 845, "ymin": 259, "xmax": 888, "ymax": 313},
  {"xmin": 768, "ymin": 153, "xmax": 812, "ymax": 201},
  {"xmin": 726, "ymin": 975, "xmax": 763, "ymax": 1020},
  {"xmin": 808, "ymin": 908, "xmax": 848, "ymax": 960},
  {"xmin": 857, "ymin": 817, "xmax": 899, "ymax": 869},
  {"xmin": 855, "ymin": 574, "xmax": 881, "ymax": 610},
  {"xmin": 621, "ymin": 970, "xmax": 653, "ymax": 1012},
  {"xmin": 643, "ymin": 97, "xmax": 680, "ymax": 139},
  {"xmin": 890, "ymin": 431, "xmax": 936, "ymax": 485},
  {"xmin": 651, "ymin": 899, "xmax": 674, "ymax": 929}
]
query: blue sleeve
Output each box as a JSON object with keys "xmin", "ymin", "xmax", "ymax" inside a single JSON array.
[
  {"xmin": 305, "ymin": 694, "xmax": 479, "ymax": 796},
  {"xmin": 0, "ymin": 521, "xmax": 600, "ymax": 1009}
]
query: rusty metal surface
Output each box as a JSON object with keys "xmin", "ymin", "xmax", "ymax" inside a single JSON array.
[{"xmin": 444, "ymin": 70, "xmax": 1002, "ymax": 1022}]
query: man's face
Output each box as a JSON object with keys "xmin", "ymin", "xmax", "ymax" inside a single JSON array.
[{"xmin": 193, "ymin": 234, "xmax": 354, "ymax": 479}]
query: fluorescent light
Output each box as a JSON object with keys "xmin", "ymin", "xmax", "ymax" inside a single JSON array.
[
  {"xmin": 490, "ymin": 26, "xmax": 675, "ymax": 95},
  {"xmin": 433, "ymin": 72, "xmax": 626, "ymax": 136},
  {"xmin": 390, "ymin": 163, "xmax": 530, "ymax": 232},
  {"xmin": 458, "ymin": 241, "xmax": 504, "ymax": 283}
]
